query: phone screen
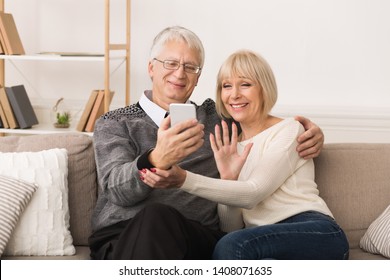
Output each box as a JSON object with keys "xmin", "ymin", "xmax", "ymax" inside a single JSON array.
[{"xmin": 169, "ymin": 103, "xmax": 196, "ymax": 126}]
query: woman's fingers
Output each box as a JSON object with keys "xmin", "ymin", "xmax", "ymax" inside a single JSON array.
[
  {"xmin": 214, "ymin": 124, "xmax": 223, "ymax": 149},
  {"xmin": 222, "ymin": 120, "xmax": 230, "ymax": 146}
]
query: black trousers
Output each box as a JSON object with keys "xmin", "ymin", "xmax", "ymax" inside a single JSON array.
[{"xmin": 88, "ymin": 203, "xmax": 225, "ymax": 260}]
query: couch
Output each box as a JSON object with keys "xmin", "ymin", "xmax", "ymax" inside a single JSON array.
[{"xmin": 0, "ymin": 133, "xmax": 389, "ymax": 260}]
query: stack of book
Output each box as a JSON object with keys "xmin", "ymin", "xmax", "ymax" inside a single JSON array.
[
  {"xmin": 0, "ymin": 85, "xmax": 38, "ymax": 129},
  {"xmin": 0, "ymin": 12, "xmax": 24, "ymax": 55},
  {"xmin": 76, "ymin": 89, "xmax": 114, "ymax": 132}
]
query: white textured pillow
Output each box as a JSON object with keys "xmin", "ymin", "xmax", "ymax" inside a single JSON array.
[
  {"xmin": 0, "ymin": 175, "xmax": 38, "ymax": 257},
  {"xmin": 360, "ymin": 205, "xmax": 390, "ymax": 258},
  {"xmin": 0, "ymin": 149, "xmax": 75, "ymax": 256}
]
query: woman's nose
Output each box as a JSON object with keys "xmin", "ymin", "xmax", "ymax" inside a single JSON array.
[{"xmin": 230, "ymin": 87, "xmax": 240, "ymax": 99}]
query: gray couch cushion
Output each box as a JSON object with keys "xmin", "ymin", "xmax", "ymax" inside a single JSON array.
[{"xmin": 0, "ymin": 133, "xmax": 97, "ymax": 246}]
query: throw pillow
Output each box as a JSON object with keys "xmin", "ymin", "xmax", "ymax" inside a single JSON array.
[
  {"xmin": 360, "ymin": 204, "xmax": 390, "ymax": 258},
  {"xmin": 0, "ymin": 133, "xmax": 97, "ymax": 246},
  {"xmin": 0, "ymin": 148, "xmax": 75, "ymax": 256},
  {"xmin": 0, "ymin": 175, "xmax": 38, "ymax": 257}
]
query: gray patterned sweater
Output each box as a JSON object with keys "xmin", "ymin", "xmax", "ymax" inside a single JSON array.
[{"xmin": 91, "ymin": 98, "xmax": 221, "ymax": 232}]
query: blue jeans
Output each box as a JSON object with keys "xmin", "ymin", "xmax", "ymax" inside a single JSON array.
[{"xmin": 213, "ymin": 211, "xmax": 349, "ymax": 260}]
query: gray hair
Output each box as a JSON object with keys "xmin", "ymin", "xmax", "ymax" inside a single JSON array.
[{"xmin": 149, "ymin": 26, "xmax": 205, "ymax": 68}]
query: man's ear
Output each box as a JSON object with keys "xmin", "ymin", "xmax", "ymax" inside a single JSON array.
[
  {"xmin": 195, "ymin": 72, "xmax": 201, "ymax": 86},
  {"xmin": 148, "ymin": 61, "xmax": 154, "ymax": 79}
]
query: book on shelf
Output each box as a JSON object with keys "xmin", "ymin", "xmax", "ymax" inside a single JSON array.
[
  {"xmin": 0, "ymin": 99, "xmax": 10, "ymax": 128},
  {"xmin": 5, "ymin": 85, "xmax": 38, "ymax": 129},
  {"xmin": 76, "ymin": 89, "xmax": 99, "ymax": 132},
  {"xmin": 84, "ymin": 90, "xmax": 114, "ymax": 132},
  {"xmin": 0, "ymin": 12, "xmax": 25, "ymax": 55},
  {"xmin": 0, "ymin": 87, "xmax": 18, "ymax": 128}
]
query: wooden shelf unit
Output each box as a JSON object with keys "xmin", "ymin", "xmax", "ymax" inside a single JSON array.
[{"xmin": 0, "ymin": 0, "xmax": 131, "ymax": 135}]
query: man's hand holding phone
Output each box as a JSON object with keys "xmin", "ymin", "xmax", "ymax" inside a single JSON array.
[{"xmin": 148, "ymin": 103, "xmax": 204, "ymax": 169}]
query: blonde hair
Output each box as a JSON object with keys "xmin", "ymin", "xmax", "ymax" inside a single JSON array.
[{"xmin": 216, "ymin": 50, "xmax": 278, "ymax": 120}]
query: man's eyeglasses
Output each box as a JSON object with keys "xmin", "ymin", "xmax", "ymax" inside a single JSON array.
[{"xmin": 153, "ymin": 58, "xmax": 201, "ymax": 74}]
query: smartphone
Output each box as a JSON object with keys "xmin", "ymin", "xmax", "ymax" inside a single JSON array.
[{"xmin": 169, "ymin": 103, "xmax": 197, "ymax": 127}]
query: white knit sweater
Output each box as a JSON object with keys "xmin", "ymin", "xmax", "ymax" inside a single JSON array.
[{"xmin": 181, "ymin": 118, "xmax": 333, "ymax": 232}]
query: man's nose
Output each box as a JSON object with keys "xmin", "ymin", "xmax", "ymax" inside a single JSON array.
[{"xmin": 173, "ymin": 65, "xmax": 186, "ymax": 77}]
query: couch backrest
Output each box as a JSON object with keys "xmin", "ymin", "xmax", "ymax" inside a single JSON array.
[
  {"xmin": 0, "ymin": 133, "xmax": 97, "ymax": 246},
  {"xmin": 2, "ymin": 137, "xmax": 389, "ymax": 250},
  {"xmin": 314, "ymin": 143, "xmax": 390, "ymax": 249}
]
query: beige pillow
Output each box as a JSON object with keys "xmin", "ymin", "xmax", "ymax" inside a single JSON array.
[
  {"xmin": 360, "ymin": 204, "xmax": 390, "ymax": 258},
  {"xmin": 0, "ymin": 149, "xmax": 75, "ymax": 256},
  {"xmin": 0, "ymin": 175, "xmax": 38, "ymax": 257}
]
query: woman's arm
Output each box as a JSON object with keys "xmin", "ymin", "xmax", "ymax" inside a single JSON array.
[
  {"xmin": 140, "ymin": 120, "xmax": 252, "ymax": 186},
  {"xmin": 142, "ymin": 120, "xmax": 307, "ymax": 209}
]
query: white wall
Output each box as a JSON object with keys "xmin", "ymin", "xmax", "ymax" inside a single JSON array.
[{"xmin": 4, "ymin": 0, "xmax": 390, "ymax": 142}]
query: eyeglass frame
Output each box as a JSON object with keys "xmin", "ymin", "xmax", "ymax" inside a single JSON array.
[{"xmin": 153, "ymin": 58, "xmax": 202, "ymax": 74}]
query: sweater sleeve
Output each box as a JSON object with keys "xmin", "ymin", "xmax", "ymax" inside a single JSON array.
[
  {"xmin": 93, "ymin": 116, "xmax": 153, "ymax": 207},
  {"xmin": 181, "ymin": 120, "xmax": 306, "ymax": 209}
]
